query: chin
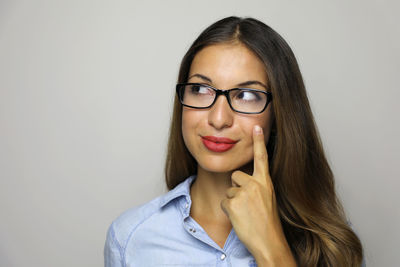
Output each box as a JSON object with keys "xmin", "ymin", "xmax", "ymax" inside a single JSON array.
[
  {"xmin": 197, "ymin": 156, "xmax": 251, "ymax": 174},
  {"xmin": 200, "ymin": 165, "xmax": 235, "ymax": 174}
]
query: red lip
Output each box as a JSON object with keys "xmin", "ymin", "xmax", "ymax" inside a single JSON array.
[
  {"xmin": 201, "ymin": 136, "xmax": 238, "ymax": 152},
  {"xmin": 202, "ymin": 136, "xmax": 237, "ymax": 143}
]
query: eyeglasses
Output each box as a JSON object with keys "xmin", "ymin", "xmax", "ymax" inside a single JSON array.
[{"xmin": 176, "ymin": 83, "xmax": 272, "ymax": 114}]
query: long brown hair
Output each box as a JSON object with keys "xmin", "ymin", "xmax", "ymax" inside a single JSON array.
[{"xmin": 164, "ymin": 16, "xmax": 363, "ymax": 266}]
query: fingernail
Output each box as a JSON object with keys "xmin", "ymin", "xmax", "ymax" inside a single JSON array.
[{"xmin": 254, "ymin": 125, "xmax": 262, "ymax": 135}]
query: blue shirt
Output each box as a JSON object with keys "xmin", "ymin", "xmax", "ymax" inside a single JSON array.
[
  {"xmin": 104, "ymin": 175, "xmax": 258, "ymax": 267},
  {"xmin": 104, "ymin": 175, "xmax": 366, "ymax": 267}
]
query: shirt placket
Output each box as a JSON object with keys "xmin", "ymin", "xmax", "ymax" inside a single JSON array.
[{"xmin": 181, "ymin": 200, "xmax": 237, "ymax": 267}]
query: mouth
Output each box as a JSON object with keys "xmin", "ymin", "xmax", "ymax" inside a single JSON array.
[{"xmin": 201, "ymin": 136, "xmax": 238, "ymax": 152}]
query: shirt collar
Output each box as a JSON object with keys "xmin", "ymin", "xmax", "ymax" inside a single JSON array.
[{"xmin": 159, "ymin": 175, "xmax": 196, "ymax": 211}]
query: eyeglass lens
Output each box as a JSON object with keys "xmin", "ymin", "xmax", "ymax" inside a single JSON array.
[{"xmin": 179, "ymin": 84, "xmax": 268, "ymax": 113}]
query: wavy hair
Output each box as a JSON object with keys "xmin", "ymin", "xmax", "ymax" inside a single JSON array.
[{"xmin": 164, "ymin": 16, "xmax": 363, "ymax": 266}]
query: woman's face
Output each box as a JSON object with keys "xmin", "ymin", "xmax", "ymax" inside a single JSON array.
[{"xmin": 182, "ymin": 43, "xmax": 274, "ymax": 174}]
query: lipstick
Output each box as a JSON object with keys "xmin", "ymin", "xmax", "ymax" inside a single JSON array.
[{"xmin": 201, "ymin": 136, "xmax": 238, "ymax": 152}]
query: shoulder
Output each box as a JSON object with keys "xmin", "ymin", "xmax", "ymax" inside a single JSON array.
[
  {"xmin": 108, "ymin": 194, "xmax": 165, "ymax": 248},
  {"xmin": 105, "ymin": 175, "xmax": 195, "ymax": 252},
  {"xmin": 104, "ymin": 193, "xmax": 171, "ymax": 266}
]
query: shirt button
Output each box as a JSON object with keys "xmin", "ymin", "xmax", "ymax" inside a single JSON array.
[
  {"xmin": 220, "ymin": 253, "xmax": 226, "ymax": 260},
  {"xmin": 185, "ymin": 203, "xmax": 189, "ymax": 209}
]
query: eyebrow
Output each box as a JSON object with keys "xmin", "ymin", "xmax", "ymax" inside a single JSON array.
[{"xmin": 188, "ymin": 73, "xmax": 268, "ymax": 90}]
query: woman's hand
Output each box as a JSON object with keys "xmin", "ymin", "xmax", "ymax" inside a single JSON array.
[{"xmin": 220, "ymin": 125, "xmax": 297, "ymax": 267}]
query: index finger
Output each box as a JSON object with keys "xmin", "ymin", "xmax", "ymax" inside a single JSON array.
[{"xmin": 252, "ymin": 125, "xmax": 269, "ymax": 178}]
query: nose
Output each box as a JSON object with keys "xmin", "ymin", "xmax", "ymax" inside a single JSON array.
[{"xmin": 207, "ymin": 94, "xmax": 234, "ymax": 130}]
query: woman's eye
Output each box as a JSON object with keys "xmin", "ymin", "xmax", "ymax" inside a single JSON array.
[
  {"xmin": 189, "ymin": 85, "xmax": 211, "ymax": 95},
  {"xmin": 235, "ymin": 90, "xmax": 261, "ymax": 101}
]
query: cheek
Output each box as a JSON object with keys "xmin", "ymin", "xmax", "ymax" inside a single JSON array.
[
  {"xmin": 181, "ymin": 111, "xmax": 191, "ymax": 145},
  {"xmin": 240, "ymin": 112, "xmax": 273, "ymax": 142},
  {"xmin": 242, "ymin": 117, "xmax": 268, "ymax": 133},
  {"xmin": 181, "ymin": 109, "xmax": 201, "ymax": 147}
]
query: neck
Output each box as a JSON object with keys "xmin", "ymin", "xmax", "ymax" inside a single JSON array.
[{"xmin": 189, "ymin": 163, "xmax": 253, "ymax": 223}]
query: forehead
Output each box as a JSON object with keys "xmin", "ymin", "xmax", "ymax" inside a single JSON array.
[{"xmin": 189, "ymin": 43, "xmax": 268, "ymax": 86}]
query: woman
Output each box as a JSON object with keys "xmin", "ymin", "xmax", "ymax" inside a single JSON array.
[{"xmin": 105, "ymin": 16, "xmax": 364, "ymax": 266}]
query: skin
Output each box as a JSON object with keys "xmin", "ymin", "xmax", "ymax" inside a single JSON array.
[{"xmin": 181, "ymin": 43, "xmax": 297, "ymax": 266}]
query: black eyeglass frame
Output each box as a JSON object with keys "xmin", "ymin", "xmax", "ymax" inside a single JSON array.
[{"xmin": 176, "ymin": 83, "xmax": 273, "ymax": 114}]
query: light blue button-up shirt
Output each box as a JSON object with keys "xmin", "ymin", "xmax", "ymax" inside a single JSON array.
[
  {"xmin": 104, "ymin": 174, "xmax": 366, "ymax": 267},
  {"xmin": 104, "ymin": 175, "xmax": 258, "ymax": 267}
]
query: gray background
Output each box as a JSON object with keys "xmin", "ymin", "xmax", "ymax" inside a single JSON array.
[{"xmin": 1, "ymin": 0, "xmax": 399, "ymax": 266}]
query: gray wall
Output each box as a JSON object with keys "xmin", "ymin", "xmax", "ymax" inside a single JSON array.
[{"xmin": 1, "ymin": 0, "xmax": 398, "ymax": 266}]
